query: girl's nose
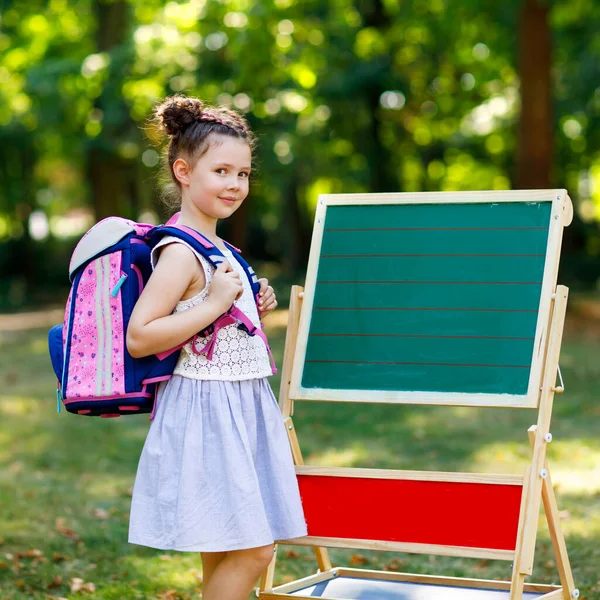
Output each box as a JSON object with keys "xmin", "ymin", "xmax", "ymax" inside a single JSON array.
[{"xmin": 226, "ymin": 178, "xmax": 239, "ymax": 190}]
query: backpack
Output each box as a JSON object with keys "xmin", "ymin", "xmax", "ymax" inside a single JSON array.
[{"xmin": 48, "ymin": 214, "xmax": 276, "ymax": 420}]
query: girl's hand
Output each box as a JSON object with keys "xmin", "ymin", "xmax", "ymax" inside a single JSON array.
[
  {"xmin": 257, "ymin": 278, "xmax": 277, "ymax": 319},
  {"xmin": 208, "ymin": 262, "xmax": 244, "ymax": 313}
]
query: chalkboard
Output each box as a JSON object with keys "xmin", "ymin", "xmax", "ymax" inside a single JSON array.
[{"xmin": 289, "ymin": 191, "xmax": 571, "ymax": 408}]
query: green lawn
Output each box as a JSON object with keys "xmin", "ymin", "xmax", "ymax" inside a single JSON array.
[{"xmin": 0, "ymin": 312, "xmax": 598, "ymax": 599}]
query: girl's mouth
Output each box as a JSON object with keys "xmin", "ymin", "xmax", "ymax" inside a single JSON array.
[{"xmin": 220, "ymin": 197, "xmax": 237, "ymax": 206}]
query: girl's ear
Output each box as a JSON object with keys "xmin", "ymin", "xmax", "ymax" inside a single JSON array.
[{"xmin": 173, "ymin": 158, "xmax": 191, "ymax": 186}]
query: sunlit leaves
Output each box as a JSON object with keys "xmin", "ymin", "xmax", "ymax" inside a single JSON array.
[
  {"xmin": 354, "ymin": 27, "xmax": 388, "ymax": 59},
  {"xmin": 1, "ymin": 0, "xmax": 600, "ymax": 268}
]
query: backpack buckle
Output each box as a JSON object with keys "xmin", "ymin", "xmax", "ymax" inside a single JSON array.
[{"xmin": 237, "ymin": 321, "xmax": 257, "ymax": 336}]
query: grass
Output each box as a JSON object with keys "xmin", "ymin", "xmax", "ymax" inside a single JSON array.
[{"xmin": 0, "ymin": 310, "xmax": 599, "ymax": 599}]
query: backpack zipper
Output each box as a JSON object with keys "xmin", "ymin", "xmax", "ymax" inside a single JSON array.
[{"xmin": 111, "ymin": 271, "xmax": 128, "ymax": 297}]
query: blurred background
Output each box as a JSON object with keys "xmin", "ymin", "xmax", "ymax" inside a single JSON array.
[
  {"xmin": 1, "ymin": 0, "xmax": 599, "ymax": 599},
  {"xmin": 1, "ymin": 0, "xmax": 600, "ymax": 308}
]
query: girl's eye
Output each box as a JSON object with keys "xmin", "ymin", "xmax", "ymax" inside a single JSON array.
[
  {"xmin": 216, "ymin": 168, "xmax": 227, "ymax": 174},
  {"xmin": 239, "ymin": 172, "xmax": 249, "ymax": 178}
]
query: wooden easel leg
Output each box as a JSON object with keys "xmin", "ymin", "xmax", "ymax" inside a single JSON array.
[
  {"xmin": 510, "ymin": 286, "xmax": 577, "ymax": 600},
  {"xmin": 510, "ymin": 466, "xmax": 531, "ymax": 600},
  {"xmin": 284, "ymin": 416, "xmax": 333, "ymax": 572},
  {"xmin": 258, "ymin": 544, "xmax": 278, "ymax": 593},
  {"xmin": 520, "ymin": 287, "xmax": 569, "ymax": 576},
  {"xmin": 527, "ymin": 426, "xmax": 578, "ymax": 599},
  {"xmin": 258, "ymin": 286, "xmax": 332, "ymax": 596},
  {"xmin": 278, "ymin": 285, "xmax": 304, "ymax": 419}
]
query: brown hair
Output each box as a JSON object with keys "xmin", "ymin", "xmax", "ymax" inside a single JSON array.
[{"xmin": 150, "ymin": 94, "xmax": 256, "ymax": 212}]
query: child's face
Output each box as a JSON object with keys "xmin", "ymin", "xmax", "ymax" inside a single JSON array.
[{"xmin": 185, "ymin": 136, "xmax": 252, "ymax": 221}]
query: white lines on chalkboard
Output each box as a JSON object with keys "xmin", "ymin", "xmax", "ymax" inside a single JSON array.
[
  {"xmin": 318, "ymin": 280, "xmax": 543, "ymax": 285},
  {"xmin": 305, "ymin": 359, "xmax": 530, "ymax": 368},
  {"xmin": 321, "ymin": 253, "xmax": 546, "ymax": 258},
  {"xmin": 309, "ymin": 333, "xmax": 535, "ymax": 340},
  {"xmin": 325, "ymin": 227, "xmax": 548, "ymax": 231},
  {"xmin": 313, "ymin": 307, "xmax": 538, "ymax": 312}
]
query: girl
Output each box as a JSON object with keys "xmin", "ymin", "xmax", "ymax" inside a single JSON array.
[{"xmin": 126, "ymin": 94, "xmax": 308, "ymax": 600}]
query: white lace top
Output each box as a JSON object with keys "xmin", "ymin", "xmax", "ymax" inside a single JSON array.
[{"xmin": 151, "ymin": 236, "xmax": 273, "ymax": 381}]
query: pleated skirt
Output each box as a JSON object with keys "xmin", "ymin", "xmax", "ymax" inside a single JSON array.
[{"xmin": 128, "ymin": 375, "xmax": 308, "ymax": 552}]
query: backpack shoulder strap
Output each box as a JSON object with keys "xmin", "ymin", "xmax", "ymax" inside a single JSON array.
[
  {"xmin": 149, "ymin": 225, "xmax": 228, "ymax": 268},
  {"xmin": 150, "ymin": 222, "xmax": 277, "ymax": 375},
  {"xmin": 150, "ymin": 225, "xmax": 261, "ymax": 299},
  {"xmin": 222, "ymin": 241, "xmax": 261, "ymax": 298}
]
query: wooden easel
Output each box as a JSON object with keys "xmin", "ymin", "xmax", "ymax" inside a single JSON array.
[{"xmin": 257, "ymin": 191, "xmax": 578, "ymax": 600}]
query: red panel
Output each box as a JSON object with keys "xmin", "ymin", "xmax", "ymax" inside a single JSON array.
[{"xmin": 297, "ymin": 475, "xmax": 522, "ymax": 550}]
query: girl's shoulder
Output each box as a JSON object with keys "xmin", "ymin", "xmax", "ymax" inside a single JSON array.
[{"xmin": 150, "ymin": 236, "xmax": 196, "ymax": 269}]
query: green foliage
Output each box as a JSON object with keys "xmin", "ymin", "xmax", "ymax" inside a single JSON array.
[{"xmin": 1, "ymin": 0, "xmax": 600, "ymax": 303}]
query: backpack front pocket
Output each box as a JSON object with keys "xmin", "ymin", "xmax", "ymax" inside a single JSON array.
[{"xmin": 64, "ymin": 251, "xmax": 126, "ymax": 400}]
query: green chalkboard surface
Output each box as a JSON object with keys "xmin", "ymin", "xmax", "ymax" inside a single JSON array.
[{"xmin": 290, "ymin": 192, "xmax": 570, "ymax": 407}]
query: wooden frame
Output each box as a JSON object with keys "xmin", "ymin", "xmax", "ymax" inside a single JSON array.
[
  {"xmin": 257, "ymin": 191, "xmax": 578, "ymax": 600},
  {"xmin": 288, "ymin": 465, "xmax": 524, "ymax": 560},
  {"xmin": 260, "ymin": 569, "xmax": 563, "ymax": 599},
  {"xmin": 289, "ymin": 189, "xmax": 572, "ymax": 409}
]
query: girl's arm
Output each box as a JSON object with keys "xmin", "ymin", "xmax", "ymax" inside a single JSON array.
[{"xmin": 126, "ymin": 243, "xmax": 239, "ymax": 358}]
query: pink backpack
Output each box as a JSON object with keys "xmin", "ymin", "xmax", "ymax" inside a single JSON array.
[{"xmin": 48, "ymin": 215, "xmax": 276, "ymax": 420}]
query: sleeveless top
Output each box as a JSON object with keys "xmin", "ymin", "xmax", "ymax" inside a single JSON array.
[{"xmin": 151, "ymin": 236, "xmax": 273, "ymax": 381}]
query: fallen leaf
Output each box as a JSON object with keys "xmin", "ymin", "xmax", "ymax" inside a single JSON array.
[
  {"xmin": 16, "ymin": 548, "xmax": 43, "ymax": 559},
  {"xmin": 93, "ymin": 508, "xmax": 110, "ymax": 519},
  {"xmin": 47, "ymin": 574, "xmax": 63, "ymax": 589},
  {"xmin": 383, "ymin": 557, "xmax": 406, "ymax": 571},
  {"xmin": 157, "ymin": 590, "xmax": 178, "ymax": 599},
  {"xmin": 52, "ymin": 553, "xmax": 67, "ymax": 563},
  {"xmin": 56, "ymin": 518, "xmax": 80, "ymax": 541},
  {"xmin": 349, "ymin": 554, "xmax": 368, "ymax": 565},
  {"xmin": 284, "ymin": 549, "xmax": 299, "ymax": 558},
  {"xmin": 69, "ymin": 577, "xmax": 96, "ymax": 593}
]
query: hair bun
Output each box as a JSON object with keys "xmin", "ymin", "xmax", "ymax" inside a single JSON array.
[{"xmin": 154, "ymin": 94, "xmax": 205, "ymax": 136}]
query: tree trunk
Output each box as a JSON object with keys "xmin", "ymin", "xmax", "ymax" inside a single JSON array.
[
  {"xmin": 16, "ymin": 143, "xmax": 36, "ymax": 289},
  {"xmin": 88, "ymin": 0, "xmax": 134, "ymax": 221},
  {"xmin": 358, "ymin": 0, "xmax": 396, "ymax": 192},
  {"xmin": 515, "ymin": 0, "xmax": 552, "ymax": 189},
  {"xmin": 89, "ymin": 149, "xmax": 130, "ymax": 220},
  {"xmin": 281, "ymin": 172, "xmax": 312, "ymax": 273}
]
